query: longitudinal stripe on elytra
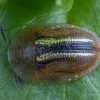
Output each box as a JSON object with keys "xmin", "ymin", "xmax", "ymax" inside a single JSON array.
[
  {"xmin": 35, "ymin": 38, "xmax": 93, "ymax": 45},
  {"xmin": 36, "ymin": 37, "xmax": 94, "ymax": 63},
  {"xmin": 37, "ymin": 52, "xmax": 94, "ymax": 62}
]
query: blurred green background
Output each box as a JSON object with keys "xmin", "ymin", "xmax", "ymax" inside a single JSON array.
[{"xmin": 0, "ymin": 0, "xmax": 100, "ymax": 100}]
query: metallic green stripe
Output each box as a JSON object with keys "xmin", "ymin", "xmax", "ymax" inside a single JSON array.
[{"xmin": 35, "ymin": 37, "xmax": 93, "ymax": 45}]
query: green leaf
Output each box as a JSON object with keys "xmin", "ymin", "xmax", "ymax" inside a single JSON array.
[
  {"xmin": 0, "ymin": 0, "xmax": 100, "ymax": 100},
  {"xmin": 56, "ymin": 0, "xmax": 74, "ymax": 11}
]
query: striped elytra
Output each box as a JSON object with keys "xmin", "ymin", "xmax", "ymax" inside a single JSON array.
[{"xmin": 8, "ymin": 24, "xmax": 100, "ymax": 84}]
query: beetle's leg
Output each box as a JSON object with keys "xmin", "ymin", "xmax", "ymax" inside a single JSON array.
[
  {"xmin": 0, "ymin": 27, "xmax": 19, "ymax": 87},
  {"xmin": 13, "ymin": 72, "xmax": 20, "ymax": 88},
  {"xmin": 0, "ymin": 26, "xmax": 8, "ymax": 48}
]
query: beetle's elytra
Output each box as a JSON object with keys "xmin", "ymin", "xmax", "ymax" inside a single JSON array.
[{"xmin": 2, "ymin": 24, "xmax": 100, "ymax": 84}]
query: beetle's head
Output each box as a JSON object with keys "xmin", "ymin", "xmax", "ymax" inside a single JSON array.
[{"xmin": 8, "ymin": 29, "xmax": 36, "ymax": 82}]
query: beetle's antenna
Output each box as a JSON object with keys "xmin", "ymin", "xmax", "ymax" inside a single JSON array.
[
  {"xmin": 0, "ymin": 26, "xmax": 8, "ymax": 48},
  {"xmin": 14, "ymin": 72, "xmax": 20, "ymax": 88}
]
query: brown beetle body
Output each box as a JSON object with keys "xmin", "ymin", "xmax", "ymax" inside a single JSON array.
[{"xmin": 8, "ymin": 24, "xmax": 100, "ymax": 83}]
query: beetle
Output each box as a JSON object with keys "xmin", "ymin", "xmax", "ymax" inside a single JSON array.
[{"xmin": 0, "ymin": 24, "xmax": 100, "ymax": 87}]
